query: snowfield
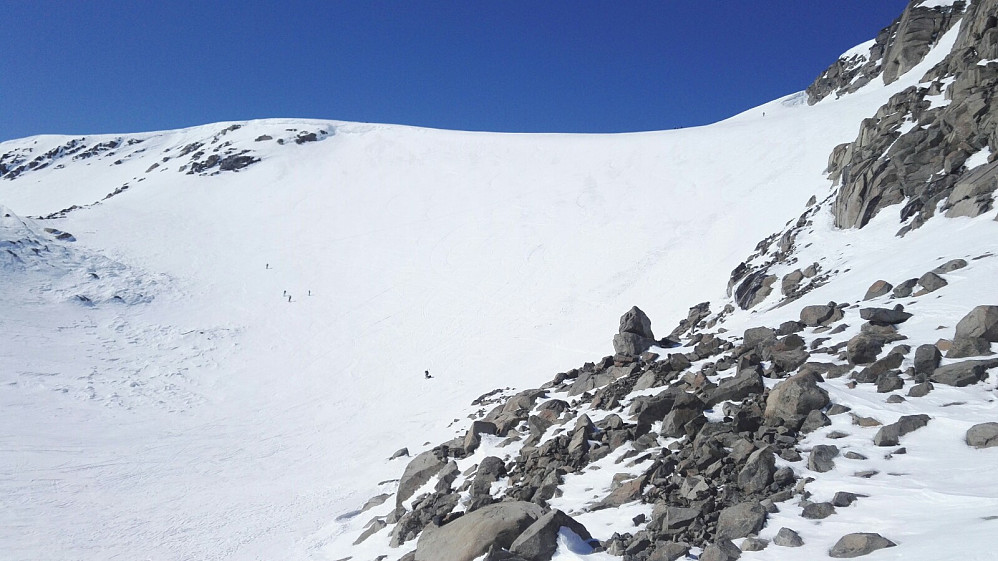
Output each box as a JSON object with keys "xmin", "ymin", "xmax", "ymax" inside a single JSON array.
[{"xmin": 2, "ymin": 15, "xmax": 997, "ymax": 561}]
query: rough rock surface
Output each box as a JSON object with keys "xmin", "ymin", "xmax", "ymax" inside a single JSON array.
[
  {"xmin": 828, "ymin": 532, "xmax": 897, "ymax": 558},
  {"xmin": 413, "ymin": 502, "xmax": 544, "ymax": 561}
]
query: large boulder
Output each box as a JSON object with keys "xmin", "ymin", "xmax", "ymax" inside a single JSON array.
[
  {"xmin": 413, "ymin": 502, "xmax": 544, "ymax": 561},
  {"xmin": 706, "ymin": 369, "xmax": 764, "ymax": 406},
  {"xmin": 660, "ymin": 392, "xmax": 705, "ymax": 437},
  {"xmin": 397, "ymin": 450, "xmax": 449, "ymax": 508},
  {"xmin": 930, "ymin": 359, "xmax": 998, "ymax": 386},
  {"xmin": 846, "ymin": 334, "xmax": 885, "ymax": 364},
  {"xmin": 614, "ymin": 307, "xmax": 656, "ymax": 356},
  {"xmin": 737, "ymin": 447, "xmax": 776, "ymax": 494},
  {"xmin": 716, "ymin": 501, "xmax": 767, "ymax": 540},
  {"xmin": 873, "ymin": 414, "xmax": 930, "ymax": 446},
  {"xmin": 509, "ymin": 509, "xmax": 593, "ymax": 561},
  {"xmin": 948, "ymin": 305, "xmax": 998, "ymax": 358},
  {"xmin": 828, "ymin": 533, "xmax": 896, "ymax": 558},
  {"xmin": 764, "ymin": 372, "xmax": 830, "ymax": 429},
  {"xmin": 913, "ymin": 344, "xmax": 942, "ymax": 380},
  {"xmin": 800, "ymin": 303, "xmax": 836, "ymax": 327},
  {"xmin": 859, "ymin": 306, "xmax": 912, "ymax": 325},
  {"xmin": 966, "ymin": 422, "xmax": 998, "ymax": 448}
]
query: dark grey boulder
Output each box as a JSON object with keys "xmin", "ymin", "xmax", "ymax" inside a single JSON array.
[
  {"xmin": 743, "ymin": 326, "xmax": 777, "ymax": 348},
  {"xmin": 619, "ymin": 306, "xmax": 654, "ymax": 338},
  {"xmin": 860, "ymin": 306, "xmax": 912, "ymax": 325},
  {"xmin": 948, "ymin": 306, "xmax": 998, "ymax": 358},
  {"xmin": 913, "ymin": 344, "xmax": 942, "ymax": 379},
  {"xmin": 509, "ymin": 509, "xmax": 593, "ymax": 561},
  {"xmin": 716, "ymin": 501, "xmax": 767, "ymax": 540},
  {"xmin": 464, "ymin": 421, "xmax": 499, "ymax": 454},
  {"xmin": 955, "ymin": 306, "xmax": 998, "ymax": 340},
  {"xmin": 700, "ymin": 539, "xmax": 742, "ymax": 561},
  {"xmin": 873, "ymin": 414, "xmax": 930, "ymax": 446},
  {"xmin": 782, "ymin": 269, "xmax": 804, "ymax": 297},
  {"xmin": 613, "ymin": 332, "xmax": 657, "ymax": 357},
  {"xmin": 907, "ymin": 381, "xmax": 933, "ymax": 397},
  {"xmin": 764, "ymin": 372, "xmax": 830, "ymax": 429},
  {"xmin": 808, "ymin": 444, "xmax": 839, "ymax": 473},
  {"xmin": 647, "ymin": 542, "xmax": 690, "ymax": 561},
  {"xmin": 802, "ymin": 502, "xmax": 836, "ymax": 519},
  {"xmin": 774, "ymin": 527, "xmax": 804, "ymax": 547},
  {"xmin": 397, "ymin": 450, "xmax": 449, "ymax": 508},
  {"xmin": 653, "ymin": 504, "xmax": 700, "ymax": 532},
  {"xmin": 740, "ymin": 538, "xmax": 768, "ymax": 551},
  {"xmin": 832, "ymin": 492, "xmax": 864, "ymax": 507},
  {"xmin": 966, "ymin": 422, "xmax": 998, "ymax": 448},
  {"xmin": 737, "ymin": 448, "xmax": 776, "ymax": 494},
  {"xmin": 390, "ymin": 447, "xmax": 410, "ymax": 460},
  {"xmin": 629, "ymin": 387, "xmax": 680, "ymax": 430},
  {"xmin": 354, "ymin": 518, "xmax": 388, "ymax": 545},
  {"xmin": 931, "ymin": 359, "xmax": 998, "ymax": 386},
  {"xmin": 660, "ymin": 392, "xmax": 705, "ymax": 437},
  {"xmin": 846, "ymin": 333, "xmax": 885, "ymax": 364},
  {"xmin": 800, "ymin": 409, "xmax": 831, "ymax": 434},
  {"xmin": 916, "ymin": 272, "xmax": 948, "ymax": 294},
  {"xmin": 800, "ymin": 304, "xmax": 836, "ymax": 327},
  {"xmin": 931, "ymin": 259, "xmax": 968, "ymax": 274},
  {"xmin": 413, "ymin": 501, "xmax": 544, "ymax": 561},
  {"xmin": 947, "ymin": 336, "xmax": 993, "ymax": 358},
  {"xmin": 892, "ymin": 278, "xmax": 919, "ymax": 298},
  {"xmin": 828, "ymin": 533, "xmax": 896, "ymax": 558},
  {"xmin": 706, "ymin": 370, "xmax": 764, "ymax": 406}
]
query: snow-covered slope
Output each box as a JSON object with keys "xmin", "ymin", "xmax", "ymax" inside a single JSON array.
[{"xmin": 1, "ymin": 1, "xmax": 997, "ymax": 560}]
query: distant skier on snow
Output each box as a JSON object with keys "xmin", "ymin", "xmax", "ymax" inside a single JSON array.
[{"xmin": 425, "ymin": 370, "xmax": 432, "ymax": 379}]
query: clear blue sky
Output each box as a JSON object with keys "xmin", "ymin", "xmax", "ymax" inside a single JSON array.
[{"xmin": 2, "ymin": 1, "xmax": 910, "ymax": 141}]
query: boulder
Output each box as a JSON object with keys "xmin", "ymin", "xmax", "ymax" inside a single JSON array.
[
  {"xmin": 966, "ymin": 422, "xmax": 998, "ymax": 448},
  {"xmin": 859, "ymin": 306, "xmax": 912, "ymax": 325},
  {"xmin": 774, "ymin": 527, "xmax": 804, "ymax": 547},
  {"xmin": 737, "ymin": 448, "xmax": 776, "ymax": 494},
  {"xmin": 948, "ymin": 305, "xmax": 998, "ymax": 358},
  {"xmin": 613, "ymin": 332, "xmax": 656, "ymax": 357},
  {"xmin": 743, "ymin": 326, "xmax": 777, "ymax": 349},
  {"xmin": 397, "ymin": 450, "xmax": 449, "ymax": 508},
  {"xmin": 930, "ymin": 359, "xmax": 998, "ymax": 386},
  {"xmin": 863, "ymin": 280, "xmax": 893, "ymax": 300},
  {"xmin": 913, "ymin": 344, "xmax": 942, "ymax": 380},
  {"xmin": 509, "ymin": 509, "xmax": 593, "ymax": 561},
  {"xmin": 700, "ymin": 539, "xmax": 742, "ymax": 561},
  {"xmin": 464, "ymin": 421, "xmax": 499, "ymax": 454},
  {"xmin": 660, "ymin": 392, "xmax": 705, "ymax": 437},
  {"xmin": 931, "ymin": 259, "xmax": 968, "ymax": 274},
  {"xmin": 892, "ymin": 278, "xmax": 919, "ymax": 298},
  {"xmin": 782, "ymin": 269, "xmax": 805, "ymax": 297},
  {"xmin": 619, "ymin": 306, "xmax": 654, "ymax": 338},
  {"xmin": 706, "ymin": 370, "xmax": 764, "ymax": 406},
  {"xmin": 915, "ymin": 272, "xmax": 948, "ymax": 294},
  {"xmin": 873, "ymin": 414, "xmax": 930, "ymax": 446},
  {"xmin": 808, "ymin": 444, "xmax": 839, "ymax": 473},
  {"xmin": 801, "ymin": 502, "xmax": 836, "ymax": 519},
  {"xmin": 800, "ymin": 304, "xmax": 836, "ymax": 327},
  {"xmin": 846, "ymin": 334, "xmax": 885, "ymax": 364},
  {"xmin": 828, "ymin": 533, "xmax": 896, "ymax": 558},
  {"xmin": 413, "ymin": 501, "xmax": 544, "ymax": 561},
  {"xmin": 764, "ymin": 372, "xmax": 830, "ymax": 429},
  {"xmin": 648, "ymin": 542, "xmax": 690, "ymax": 561},
  {"xmin": 716, "ymin": 501, "xmax": 767, "ymax": 540}
]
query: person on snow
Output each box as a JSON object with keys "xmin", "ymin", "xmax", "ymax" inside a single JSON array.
[{"xmin": 425, "ymin": 370, "xmax": 432, "ymax": 379}]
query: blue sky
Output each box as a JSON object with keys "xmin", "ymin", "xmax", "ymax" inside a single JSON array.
[{"xmin": 2, "ymin": 1, "xmax": 910, "ymax": 141}]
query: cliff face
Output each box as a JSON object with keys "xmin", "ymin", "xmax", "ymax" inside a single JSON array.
[
  {"xmin": 826, "ymin": 0, "xmax": 998, "ymax": 230},
  {"xmin": 806, "ymin": 1, "xmax": 966, "ymax": 105}
]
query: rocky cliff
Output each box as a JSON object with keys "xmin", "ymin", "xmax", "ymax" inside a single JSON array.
[{"xmin": 344, "ymin": 3, "xmax": 998, "ymax": 560}]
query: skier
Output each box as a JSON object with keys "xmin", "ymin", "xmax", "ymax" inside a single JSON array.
[
  {"xmin": 425, "ymin": 370, "xmax": 432, "ymax": 379},
  {"xmin": 288, "ymin": 294, "xmax": 292, "ymax": 303}
]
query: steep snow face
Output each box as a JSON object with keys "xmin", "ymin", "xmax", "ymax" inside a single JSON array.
[{"xmin": 0, "ymin": 15, "xmax": 989, "ymax": 561}]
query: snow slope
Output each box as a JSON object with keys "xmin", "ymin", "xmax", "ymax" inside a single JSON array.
[{"xmin": 1, "ymin": 15, "xmax": 995, "ymax": 561}]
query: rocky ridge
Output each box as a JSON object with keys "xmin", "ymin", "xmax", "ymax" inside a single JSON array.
[{"xmin": 343, "ymin": 2, "xmax": 998, "ymax": 560}]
